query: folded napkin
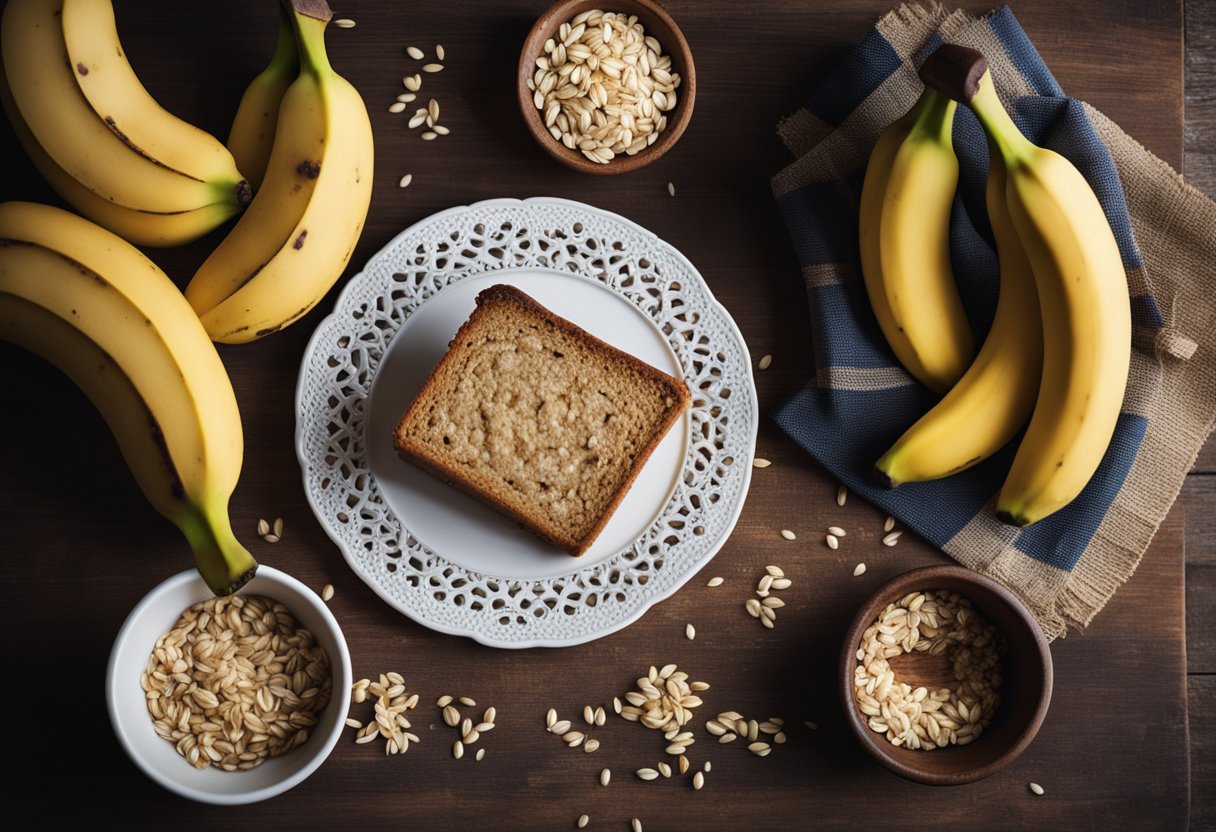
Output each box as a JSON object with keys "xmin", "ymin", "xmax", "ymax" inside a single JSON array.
[{"xmin": 770, "ymin": 4, "xmax": 1216, "ymax": 638}]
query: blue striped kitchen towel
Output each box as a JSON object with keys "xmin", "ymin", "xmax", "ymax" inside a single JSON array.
[{"xmin": 770, "ymin": 4, "xmax": 1216, "ymax": 637}]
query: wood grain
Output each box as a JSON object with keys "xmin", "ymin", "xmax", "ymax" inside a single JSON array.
[{"xmin": 0, "ymin": 0, "xmax": 1190, "ymax": 828}]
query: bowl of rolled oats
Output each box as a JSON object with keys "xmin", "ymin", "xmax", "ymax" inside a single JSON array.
[
  {"xmin": 518, "ymin": 0, "xmax": 696, "ymax": 173},
  {"xmin": 839, "ymin": 564, "xmax": 1052, "ymax": 786},
  {"xmin": 106, "ymin": 566, "xmax": 352, "ymax": 804}
]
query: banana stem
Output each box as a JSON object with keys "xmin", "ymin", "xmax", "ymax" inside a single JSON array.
[
  {"xmin": 285, "ymin": 1, "xmax": 334, "ymax": 77},
  {"xmin": 907, "ymin": 88, "xmax": 957, "ymax": 145},
  {"xmin": 176, "ymin": 503, "xmax": 258, "ymax": 596},
  {"xmin": 269, "ymin": 4, "xmax": 299, "ymax": 75},
  {"xmin": 919, "ymin": 44, "xmax": 1032, "ymax": 167}
]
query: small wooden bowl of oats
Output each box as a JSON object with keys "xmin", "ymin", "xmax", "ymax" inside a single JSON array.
[
  {"xmin": 518, "ymin": 0, "xmax": 696, "ymax": 174},
  {"xmin": 839, "ymin": 564, "xmax": 1052, "ymax": 786}
]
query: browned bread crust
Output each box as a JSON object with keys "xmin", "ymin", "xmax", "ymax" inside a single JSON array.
[{"xmin": 392, "ymin": 284, "xmax": 690, "ymax": 556}]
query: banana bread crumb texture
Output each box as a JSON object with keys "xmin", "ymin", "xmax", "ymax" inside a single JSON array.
[{"xmin": 393, "ymin": 284, "xmax": 690, "ymax": 555}]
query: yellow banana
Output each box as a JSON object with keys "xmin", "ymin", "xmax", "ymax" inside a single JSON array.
[
  {"xmin": 0, "ymin": 202, "xmax": 256, "ymax": 594},
  {"xmin": 186, "ymin": 0, "xmax": 373, "ymax": 344},
  {"xmin": 0, "ymin": 69, "xmax": 239, "ymax": 247},
  {"xmin": 875, "ymin": 142, "xmax": 1042, "ymax": 486},
  {"xmin": 227, "ymin": 5, "xmax": 298, "ymax": 192},
  {"xmin": 1, "ymin": 0, "xmax": 248, "ymax": 216},
  {"xmin": 922, "ymin": 46, "xmax": 1131, "ymax": 526},
  {"xmin": 858, "ymin": 87, "xmax": 975, "ymax": 394}
]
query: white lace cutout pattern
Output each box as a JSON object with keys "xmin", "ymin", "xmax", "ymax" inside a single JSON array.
[{"xmin": 296, "ymin": 198, "xmax": 756, "ymax": 646}]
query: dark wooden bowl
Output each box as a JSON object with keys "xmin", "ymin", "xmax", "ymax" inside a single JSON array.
[
  {"xmin": 517, "ymin": 0, "xmax": 696, "ymax": 174},
  {"xmin": 839, "ymin": 564, "xmax": 1053, "ymax": 786}
]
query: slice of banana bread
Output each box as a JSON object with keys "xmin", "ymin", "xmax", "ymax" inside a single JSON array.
[{"xmin": 392, "ymin": 284, "xmax": 690, "ymax": 556}]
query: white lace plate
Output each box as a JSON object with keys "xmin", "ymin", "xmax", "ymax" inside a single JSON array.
[{"xmin": 295, "ymin": 198, "xmax": 757, "ymax": 647}]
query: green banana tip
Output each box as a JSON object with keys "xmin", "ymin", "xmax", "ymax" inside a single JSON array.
[
  {"xmin": 213, "ymin": 563, "xmax": 259, "ymax": 597},
  {"xmin": 873, "ymin": 465, "xmax": 899, "ymax": 490},
  {"xmin": 995, "ymin": 509, "xmax": 1031, "ymax": 528}
]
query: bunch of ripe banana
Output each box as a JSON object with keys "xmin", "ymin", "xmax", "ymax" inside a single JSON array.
[
  {"xmin": 0, "ymin": 202, "xmax": 258, "ymax": 595},
  {"xmin": 0, "ymin": 0, "xmax": 373, "ymax": 591},
  {"xmin": 860, "ymin": 44, "xmax": 1131, "ymax": 527}
]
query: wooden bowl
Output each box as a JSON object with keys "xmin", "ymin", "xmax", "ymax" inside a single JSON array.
[
  {"xmin": 839, "ymin": 564, "xmax": 1052, "ymax": 786},
  {"xmin": 517, "ymin": 0, "xmax": 696, "ymax": 174}
]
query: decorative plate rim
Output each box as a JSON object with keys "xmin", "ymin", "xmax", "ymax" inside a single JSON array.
[{"xmin": 294, "ymin": 196, "xmax": 757, "ymax": 648}]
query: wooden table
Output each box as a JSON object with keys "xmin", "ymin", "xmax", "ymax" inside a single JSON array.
[{"xmin": 0, "ymin": 0, "xmax": 1194, "ymax": 828}]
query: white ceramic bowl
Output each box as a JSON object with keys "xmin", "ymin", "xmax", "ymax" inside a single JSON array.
[{"xmin": 106, "ymin": 566, "xmax": 352, "ymax": 805}]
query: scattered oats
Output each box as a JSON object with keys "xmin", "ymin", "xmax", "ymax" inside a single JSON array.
[
  {"xmin": 273, "ymin": 517, "xmax": 283, "ymax": 536},
  {"xmin": 745, "ymin": 598, "xmax": 762, "ymax": 618},
  {"xmin": 884, "ymin": 515, "xmax": 896, "ymax": 532},
  {"xmin": 685, "ymin": 623, "xmax": 696, "ymax": 640},
  {"xmin": 408, "ymin": 110, "xmax": 427, "ymax": 128},
  {"xmin": 706, "ymin": 576, "xmax": 724, "ymax": 587},
  {"xmin": 693, "ymin": 771, "xmax": 705, "ymax": 790},
  {"xmin": 837, "ymin": 484, "xmax": 848, "ymax": 506},
  {"xmin": 826, "ymin": 534, "xmax": 839, "ymax": 550},
  {"xmin": 406, "ymin": 45, "xmax": 424, "ymax": 59},
  {"xmin": 752, "ymin": 458, "xmax": 772, "ymax": 468},
  {"xmin": 334, "ymin": 18, "xmax": 356, "ymax": 28},
  {"xmin": 678, "ymin": 754, "xmax": 689, "ymax": 774},
  {"xmin": 883, "ymin": 530, "xmax": 904, "ymax": 547},
  {"xmin": 578, "ymin": 816, "xmax": 589, "ymax": 829},
  {"xmin": 804, "ymin": 721, "xmax": 818, "ymax": 730},
  {"xmin": 748, "ymin": 741, "xmax": 772, "ymax": 757},
  {"xmin": 612, "ymin": 697, "xmax": 622, "ymax": 714},
  {"xmin": 404, "ymin": 74, "xmax": 421, "ymax": 91},
  {"xmin": 345, "ymin": 718, "xmax": 362, "ymax": 729},
  {"xmin": 595, "ymin": 706, "xmax": 606, "ymax": 727},
  {"xmin": 703, "ymin": 761, "xmax": 712, "ymax": 772},
  {"xmin": 766, "ymin": 565, "xmax": 784, "ymax": 577},
  {"xmin": 321, "ymin": 583, "xmax": 335, "ymax": 602},
  {"xmin": 399, "ymin": 173, "xmax": 413, "ymax": 188},
  {"xmin": 584, "ymin": 738, "xmax": 600, "ymax": 753},
  {"xmin": 758, "ymin": 575, "xmax": 774, "ymax": 594},
  {"xmin": 780, "ymin": 529, "xmax": 796, "ymax": 541},
  {"xmin": 853, "ymin": 563, "xmax": 867, "ymax": 576},
  {"xmin": 452, "ymin": 739, "xmax": 464, "ymax": 759},
  {"xmin": 632, "ymin": 820, "xmax": 643, "ymax": 832},
  {"xmin": 761, "ymin": 597, "xmax": 784, "ymax": 609},
  {"xmin": 438, "ymin": 695, "xmax": 454, "ymax": 707},
  {"xmin": 476, "ymin": 747, "xmax": 486, "ymax": 761},
  {"xmin": 828, "ymin": 526, "xmax": 846, "ymax": 537},
  {"xmin": 760, "ymin": 616, "xmax": 774, "ymax": 629},
  {"xmin": 443, "ymin": 705, "xmax": 460, "ymax": 726},
  {"xmin": 550, "ymin": 719, "xmax": 572, "ymax": 735},
  {"xmin": 436, "ymin": 44, "xmax": 446, "ymax": 61},
  {"xmin": 583, "ymin": 705, "xmax": 595, "ymax": 725},
  {"xmin": 600, "ymin": 768, "xmax": 611, "ymax": 786},
  {"xmin": 484, "ymin": 706, "xmax": 497, "ymax": 724},
  {"xmin": 389, "ymin": 101, "xmax": 407, "ymax": 113},
  {"xmin": 262, "ymin": 534, "xmax": 279, "ymax": 543},
  {"xmin": 433, "ymin": 124, "xmax": 450, "ymax": 135},
  {"xmin": 667, "ymin": 181, "xmax": 675, "ymax": 197},
  {"xmin": 421, "ymin": 131, "xmax": 438, "ymax": 141},
  {"xmin": 771, "ymin": 577, "xmax": 793, "ymax": 590},
  {"xmin": 257, "ymin": 518, "xmax": 270, "ymax": 536},
  {"xmin": 1029, "ymin": 782, "xmax": 1045, "ymax": 796},
  {"xmin": 422, "ymin": 63, "xmax": 444, "ymax": 73},
  {"xmin": 547, "ymin": 708, "xmax": 557, "ymax": 728},
  {"xmin": 428, "ymin": 98, "xmax": 440, "ymax": 122},
  {"xmin": 758, "ymin": 354, "xmax": 773, "ymax": 370},
  {"xmin": 658, "ymin": 762, "xmax": 672, "ymax": 778}
]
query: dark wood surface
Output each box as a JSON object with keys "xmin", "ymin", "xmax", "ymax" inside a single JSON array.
[
  {"xmin": 0, "ymin": 0, "xmax": 1197, "ymax": 828},
  {"xmin": 1186, "ymin": 0, "xmax": 1216, "ymax": 828}
]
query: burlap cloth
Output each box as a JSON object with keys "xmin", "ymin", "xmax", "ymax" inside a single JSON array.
[{"xmin": 769, "ymin": 4, "xmax": 1216, "ymax": 638}]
